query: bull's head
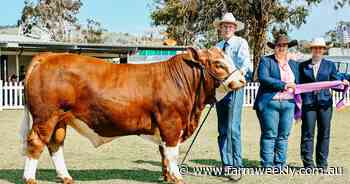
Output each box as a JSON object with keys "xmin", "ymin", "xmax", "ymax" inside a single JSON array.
[{"xmin": 183, "ymin": 47, "xmax": 246, "ymax": 91}]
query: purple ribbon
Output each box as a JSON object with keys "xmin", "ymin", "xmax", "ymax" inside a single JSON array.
[{"xmin": 293, "ymin": 81, "xmax": 349, "ymax": 120}]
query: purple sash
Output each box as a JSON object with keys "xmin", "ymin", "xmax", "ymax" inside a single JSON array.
[{"xmin": 293, "ymin": 81, "xmax": 349, "ymax": 120}]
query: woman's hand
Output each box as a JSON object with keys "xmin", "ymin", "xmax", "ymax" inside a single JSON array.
[
  {"xmin": 285, "ymin": 82, "xmax": 296, "ymax": 91},
  {"xmin": 342, "ymin": 80, "xmax": 349, "ymax": 86}
]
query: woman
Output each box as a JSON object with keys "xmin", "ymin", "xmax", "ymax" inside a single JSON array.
[
  {"xmin": 253, "ymin": 34, "xmax": 299, "ymax": 168},
  {"xmin": 299, "ymin": 37, "xmax": 349, "ymax": 169}
]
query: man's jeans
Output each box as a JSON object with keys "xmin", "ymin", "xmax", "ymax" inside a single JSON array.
[
  {"xmin": 257, "ymin": 100, "xmax": 295, "ymax": 167},
  {"xmin": 216, "ymin": 88, "xmax": 244, "ymax": 167}
]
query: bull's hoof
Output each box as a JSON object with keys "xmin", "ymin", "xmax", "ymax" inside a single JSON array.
[
  {"xmin": 174, "ymin": 179, "xmax": 186, "ymax": 184},
  {"xmin": 63, "ymin": 177, "xmax": 74, "ymax": 184},
  {"xmin": 56, "ymin": 177, "xmax": 74, "ymax": 184},
  {"xmin": 167, "ymin": 176, "xmax": 185, "ymax": 184},
  {"xmin": 161, "ymin": 175, "xmax": 185, "ymax": 184},
  {"xmin": 23, "ymin": 178, "xmax": 37, "ymax": 184},
  {"xmin": 163, "ymin": 174, "xmax": 172, "ymax": 182}
]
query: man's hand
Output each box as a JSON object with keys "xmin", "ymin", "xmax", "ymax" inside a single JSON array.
[{"xmin": 342, "ymin": 80, "xmax": 349, "ymax": 86}]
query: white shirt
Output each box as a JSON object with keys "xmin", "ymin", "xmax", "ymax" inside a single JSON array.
[{"xmin": 312, "ymin": 59, "xmax": 322, "ymax": 79}]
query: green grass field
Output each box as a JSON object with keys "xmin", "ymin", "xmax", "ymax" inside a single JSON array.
[{"xmin": 0, "ymin": 108, "xmax": 349, "ymax": 184}]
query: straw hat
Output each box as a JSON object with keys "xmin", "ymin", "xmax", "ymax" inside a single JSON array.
[
  {"xmin": 213, "ymin": 13, "xmax": 244, "ymax": 32},
  {"xmin": 305, "ymin": 37, "xmax": 329, "ymax": 49},
  {"xmin": 267, "ymin": 34, "xmax": 298, "ymax": 49}
]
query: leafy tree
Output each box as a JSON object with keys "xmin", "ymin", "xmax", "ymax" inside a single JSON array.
[
  {"xmin": 82, "ymin": 18, "xmax": 107, "ymax": 43},
  {"xmin": 19, "ymin": 0, "xmax": 82, "ymax": 41},
  {"xmin": 150, "ymin": 0, "xmax": 323, "ymax": 79},
  {"xmin": 325, "ymin": 30, "xmax": 337, "ymax": 43},
  {"xmin": 335, "ymin": 0, "xmax": 350, "ymax": 9}
]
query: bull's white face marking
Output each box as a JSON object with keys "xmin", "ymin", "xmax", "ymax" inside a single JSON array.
[
  {"xmin": 69, "ymin": 119, "xmax": 119, "ymax": 147},
  {"xmin": 164, "ymin": 143, "xmax": 182, "ymax": 180},
  {"xmin": 221, "ymin": 54, "xmax": 245, "ymax": 86},
  {"xmin": 215, "ymin": 55, "xmax": 245, "ymax": 100},
  {"xmin": 51, "ymin": 146, "xmax": 72, "ymax": 179},
  {"xmin": 223, "ymin": 54, "xmax": 236, "ymax": 74},
  {"xmin": 23, "ymin": 156, "xmax": 38, "ymax": 180},
  {"xmin": 208, "ymin": 49, "xmax": 244, "ymax": 89},
  {"xmin": 208, "ymin": 49, "xmax": 236, "ymax": 78}
]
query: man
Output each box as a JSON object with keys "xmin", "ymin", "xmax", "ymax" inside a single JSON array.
[
  {"xmin": 299, "ymin": 37, "xmax": 349, "ymax": 169},
  {"xmin": 214, "ymin": 12, "xmax": 253, "ymax": 180}
]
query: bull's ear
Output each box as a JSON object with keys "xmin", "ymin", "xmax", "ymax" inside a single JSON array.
[{"xmin": 183, "ymin": 47, "xmax": 201, "ymax": 64}]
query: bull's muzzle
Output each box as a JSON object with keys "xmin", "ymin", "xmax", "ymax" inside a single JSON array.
[{"xmin": 222, "ymin": 70, "xmax": 246, "ymax": 90}]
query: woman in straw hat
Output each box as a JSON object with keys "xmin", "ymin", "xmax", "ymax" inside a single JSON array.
[
  {"xmin": 299, "ymin": 37, "xmax": 349, "ymax": 169},
  {"xmin": 253, "ymin": 34, "xmax": 299, "ymax": 168},
  {"xmin": 214, "ymin": 12, "xmax": 253, "ymax": 181}
]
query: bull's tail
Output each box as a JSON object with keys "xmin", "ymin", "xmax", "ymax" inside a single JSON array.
[
  {"xmin": 19, "ymin": 54, "xmax": 43, "ymax": 155},
  {"xmin": 20, "ymin": 106, "xmax": 33, "ymax": 155}
]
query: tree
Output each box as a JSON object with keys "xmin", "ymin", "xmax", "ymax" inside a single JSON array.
[
  {"xmin": 19, "ymin": 0, "xmax": 83, "ymax": 41},
  {"xmin": 325, "ymin": 30, "xmax": 337, "ymax": 44},
  {"xmin": 335, "ymin": 0, "xmax": 350, "ymax": 9},
  {"xmin": 19, "ymin": 0, "xmax": 106, "ymax": 43},
  {"xmin": 150, "ymin": 0, "xmax": 322, "ymax": 80},
  {"xmin": 82, "ymin": 19, "xmax": 106, "ymax": 43}
]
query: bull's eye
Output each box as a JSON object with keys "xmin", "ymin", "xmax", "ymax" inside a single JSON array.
[{"xmin": 214, "ymin": 61, "xmax": 225, "ymax": 69}]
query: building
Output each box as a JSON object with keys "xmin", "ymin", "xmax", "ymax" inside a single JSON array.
[
  {"xmin": 0, "ymin": 34, "xmax": 186, "ymax": 82},
  {"xmin": 336, "ymin": 22, "xmax": 350, "ymax": 44}
]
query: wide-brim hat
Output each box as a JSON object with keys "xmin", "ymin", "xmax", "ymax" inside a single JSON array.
[
  {"xmin": 267, "ymin": 35, "xmax": 298, "ymax": 49},
  {"xmin": 213, "ymin": 13, "xmax": 244, "ymax": 32},
  {"xmin": 305, "ymin": 37, "xmax": 329, "ymax": 49}
]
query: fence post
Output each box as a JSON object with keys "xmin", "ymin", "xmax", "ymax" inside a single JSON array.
[
  {"xmin": 19, "ymin": 81, "xmax": 23, "ymax": 107},
  {"xmin": 14, "ymin": 82, "xmax": 18, "ymax": 108},
  {"xmin": 9, "ymin": 82, "xmax": 13, "ymax": 108},
  {"xmin": 0, "ymin": 80, "xmax": 2, "ymax": 111}
]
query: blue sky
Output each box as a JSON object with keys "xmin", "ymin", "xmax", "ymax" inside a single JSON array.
[{"xmin": 1, "ymin": 0, "xmax": 350, "ymax": 41}]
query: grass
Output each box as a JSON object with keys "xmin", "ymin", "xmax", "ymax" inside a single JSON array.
[{"xmin": 0, "ymin": 108, "xmax": 349, "ymax": 184}]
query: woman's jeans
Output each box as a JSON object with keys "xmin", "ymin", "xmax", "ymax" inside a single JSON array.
[
  {"xmin": 301, "ymin": 105, "xmax": 332, "ymax": 168},
  {"xmin": 256, "ymin": 99, "xmax": 295, "ymax": 168}
]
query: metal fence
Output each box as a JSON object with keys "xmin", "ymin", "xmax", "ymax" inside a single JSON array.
[{"xmin": 0, "ymin": 81, "xmax": 349, "ymax": 110}]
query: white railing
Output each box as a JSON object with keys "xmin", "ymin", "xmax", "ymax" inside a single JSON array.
[
  {"xmin": 0, "ymin": 80, "xmax": 25, "ymax": 110},
  {"xmin": 0, "ymin": 81, "xmax": 349, "ymax": 110},
  {"xmin": 243, "ymin": 82, "xmax": 260, "ymax": 106},
  {"xmin": 243, "ymin": 82, "xmax": 350, "ymax": 107}
]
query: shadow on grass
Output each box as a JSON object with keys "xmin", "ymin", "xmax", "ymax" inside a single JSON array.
[
  {"xmin": 134, "ymin": 160, "xmax": 162, "ymax": 167},
  {"xmin": 189, "ymin": 159, "xmax": 308, "ymax": 170},
  {"xmin": 134, "ymin": 158, "xmax": 261, "ymax": 168},
  {"xmin": 190, "ymin": 158, "xmax": 260, "ymax": 167},
  {"xmin": 0, "ymin": 168, "xmax": 162, "ymax": 184}
]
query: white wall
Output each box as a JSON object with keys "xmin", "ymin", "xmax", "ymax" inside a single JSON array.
[{"xmin": 329, "ymin": 48, "xmax": 350, "ymax": 56}]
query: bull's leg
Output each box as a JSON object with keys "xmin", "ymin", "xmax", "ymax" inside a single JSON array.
[
  {"xmin": 164, "ymin": 143, "xmax": 185, "ymax": 184},
  {"xmin": 159, "ymin": 143, "xmax": 171, "ymax": 182},
  {"xmin": 23, "ymin": 128, "xmax": 46, "ymax": 184},
  {"xmin": 48, "ymin": 123, "xmax": 74, "ymax": 184},
  {"xmin": 23, "ymin": 113, "xmax": 60, "ymax": 184}
]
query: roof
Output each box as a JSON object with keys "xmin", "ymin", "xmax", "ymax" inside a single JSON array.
[
  {"xmin": 0, "ymin": 34, "xmax": 41, "ymax": 43},
  {"xmin": 0, "ymin": 34, "xmax": 187, "ymax": 56}
]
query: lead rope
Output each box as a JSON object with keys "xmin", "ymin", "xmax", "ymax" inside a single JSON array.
[{"xmin": 181, "ymin": 103, "xmax": 215, "ymax": 165}]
